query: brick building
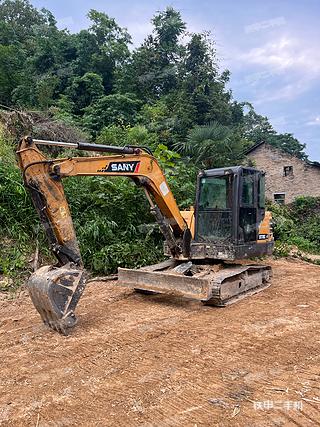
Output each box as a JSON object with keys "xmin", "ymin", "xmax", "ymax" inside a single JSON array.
[{"xmin": 245, "ymin": 142, "xmax": 320, "ymax": 204}]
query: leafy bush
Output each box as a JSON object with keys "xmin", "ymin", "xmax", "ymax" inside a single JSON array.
[
  {"xmin": 269, "ymin": 196, "xmax": 320, "ymax": 255},
  {"xmin": 95, "ymin": 125, "xmax": 198, "ymax": 208},
  {"xmin": 268, "ymin": 202, "xmax": 295, "ymax": 241},
  {"xmin": 83, "ymin": 94, "xmax": 142, "ymax": 137},
  {"xmin": 64, "ymin": 175, "xmax": 164, "ymax": 274},
  {"xmin": 290, "ymin": 196, "xmax": 320, "ymax": 218},
  {"xmin": 273, "ymin": 241, "xmax": 291, "ymax": 258}
]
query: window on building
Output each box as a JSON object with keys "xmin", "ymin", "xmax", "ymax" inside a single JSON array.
[
  {"xmin": 274, "ymin": 193, "xmax": 285, "ymax": 205},
  {"xmin": 283, "ymin": 166, "xmax": 293, "ymax": 177}
]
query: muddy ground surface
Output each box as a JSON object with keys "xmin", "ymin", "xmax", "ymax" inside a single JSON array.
[{"xmin": 1, "ymin": 258, "xmax": 320, "ymax": 427}]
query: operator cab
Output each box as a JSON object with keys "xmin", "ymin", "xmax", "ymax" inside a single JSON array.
[{"xmin": 193, "ymin": 166, "xmax": 272, "ymax": 259}]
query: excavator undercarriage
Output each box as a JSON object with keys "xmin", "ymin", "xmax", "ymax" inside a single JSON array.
[
  {"xmin": 118, "ymin": 260, "xmax": 272, "ymax": 306},
  {"xmin": 17, "ymin": 136, "xmax": 274, "ymax": 334}
]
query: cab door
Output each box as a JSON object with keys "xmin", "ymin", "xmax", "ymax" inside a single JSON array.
[
  {"xmin": 238, "ymin": 169, "xmax": 259, "ymax": 243},
  {"xmin": 195, "ymin": 173, "xmax": 234, "ymax": 243}
]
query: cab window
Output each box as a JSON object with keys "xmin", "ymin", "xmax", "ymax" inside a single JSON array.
[{"xmin": 199, "ymin": 176, "xmax": 233, "ymax": 209}]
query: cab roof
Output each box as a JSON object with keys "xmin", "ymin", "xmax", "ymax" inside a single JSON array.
[{"xmin": 200, "ymin": 166, "xmax": 260, "ymax": 177}]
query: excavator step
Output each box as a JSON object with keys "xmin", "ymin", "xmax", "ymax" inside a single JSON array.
[{"xmin": 118, "ymin": 261, "xmax": 272, "ymax": 306}]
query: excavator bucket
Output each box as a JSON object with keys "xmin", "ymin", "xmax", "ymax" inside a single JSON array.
[
  {"xmin": 118, "ymin": 260, "xmax": 272, "ymax": 306},
  {"xmin": 27, "ymin": 265, "xmax": 86, "ymax": 335}
]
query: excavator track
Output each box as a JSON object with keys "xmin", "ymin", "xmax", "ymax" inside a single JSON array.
[{"xmin": 118, "ymin": 260, "xmax": 272, "ymax": 306}]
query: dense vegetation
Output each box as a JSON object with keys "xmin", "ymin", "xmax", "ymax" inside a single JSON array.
[
  {"xmin": 0, "ymin": 0, "xmax": 318, "ymax": 290},
  {"xmin": 271, "ymin": 197, "xmax": 320, "ymax": 259},
  {"xmin": 0, "ymin": 0, "xmax": 307, "ymax": 157}
]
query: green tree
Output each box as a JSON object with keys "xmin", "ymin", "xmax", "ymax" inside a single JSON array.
[
  {"xmin": 0, "ymin": 0, "xmax": 77, "ymax": 106},
  {"xmin": 74, "ymin": 10, "xmax": 131, "ymax": 93},
  {"xmin": 83, "ymin": 94, "xmax": 142, "ymax": 137},
  {"xmin": 242, "ymin": 105, "xmax": 275, "ymax": 141},
  {"xmin": 176, "ymin": 122, "xmax": 246, "ymax": 168},
  {"xmin": 243, "ymin": 105, "xmax": 307, "ymax": 159},
  {"xmin": 0, "ymin": 0, "xmax": 47, "ymax": 43},
  {"xmin": 35, "ymin": 75, "xmax": 59, "ymax": 109},
  {"xmin": 119, "ymin": 7, "xmax": 186, "ymax": 101},
  {"xmin": 268, "ymin": 133, "xmax": 307, "ymax": 160},
  {"xmin": 0, "ymin": 45, "xmax": 24, "ymax": 104},
  {"xmin": 173, "ymin": 32, "xmax": 235, "ymax": 136},
  {"xmin": 66, "ymin": 72, "xmax": 104, "ymax": 114}
]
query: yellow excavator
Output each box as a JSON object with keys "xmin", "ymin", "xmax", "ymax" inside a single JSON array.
[{"xmin": 17, "ymin": 136, "xmax": 273, "ymax": 334}]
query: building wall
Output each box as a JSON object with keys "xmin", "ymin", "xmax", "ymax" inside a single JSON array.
[{"xmin": 247, "ymin": 143, "xmax": 320, "ymax": 204}]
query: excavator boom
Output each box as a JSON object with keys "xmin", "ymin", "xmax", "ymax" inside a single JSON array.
[{"xmin": 17, "ymin": 137, "xmax": 190, "ymax": 260}]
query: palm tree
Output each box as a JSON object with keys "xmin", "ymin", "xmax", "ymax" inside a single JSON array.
[{"xmin": 175, "ymin": 122, "xmax": 245, "ymax": 169}]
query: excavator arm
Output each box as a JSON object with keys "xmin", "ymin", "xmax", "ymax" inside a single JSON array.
[
  {"xmin": 17, "ymin": 136, "xmax": 191, "ymax": 261},
  {"xmin": 16, "ymin": 136, "xmax": 191, "ymax": 333}
]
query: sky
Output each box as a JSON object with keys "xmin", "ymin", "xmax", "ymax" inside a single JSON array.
[{"xmin": 30, "ymin": 0, "xmax": 320, "ymax": 160}]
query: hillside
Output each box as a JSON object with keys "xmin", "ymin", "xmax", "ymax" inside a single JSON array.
[
  {"xmin": 1, "ymin": 1, "xmax": 317, "ymax": 290},
  {"xmin": 1, "ymin": 110, "xmax": 320, "ymax": 292}
]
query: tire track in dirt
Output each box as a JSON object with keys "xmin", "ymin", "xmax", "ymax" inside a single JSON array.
[{"xmin": 0, "ymin": 258, "xmax": 320, "ymax": 426}]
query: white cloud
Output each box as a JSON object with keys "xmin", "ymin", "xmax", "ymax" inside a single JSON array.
[
  {"xmin": 307, "ymin": 116, "xmax": 320, "ymax": 126},
  {"xmin": 229, "ymin": 35, "xmax": 320, "ymax": 103},
  {"xmin": 254, "ymin": 77, "xmax": 313, "ymax": 104},
  {"xmin": 243, "ymin": 70, "xmax": 282, "ymax": 86},
  {"xmin": 244, "ymin": 17, "xmax": 286, "ymax": 34},
  {"xmin": 239, "ymin": 37, "xmax": 320, "ymax": 76}
]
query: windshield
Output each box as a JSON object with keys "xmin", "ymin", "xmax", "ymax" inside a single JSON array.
[
  {"xmin": 197, "ymin": 175, "xmax": 233, "ymax": 242},
  {"xmin": 199, "ymin": 176, "xmax": 233, "ymax": 210}
]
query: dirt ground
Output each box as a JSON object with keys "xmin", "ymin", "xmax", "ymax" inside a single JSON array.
[{"xmin": 1, "ymin": 258, "xmax": 320, "ymax": 427}]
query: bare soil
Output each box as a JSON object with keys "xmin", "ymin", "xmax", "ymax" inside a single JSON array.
[{"xmin": 1, "ymin": 258, "xmax": 320, "ymax": 427}]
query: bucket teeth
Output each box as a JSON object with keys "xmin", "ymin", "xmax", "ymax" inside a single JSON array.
[{"xmin": 27, "ymin": 265, "xmax": 86, "ymax": 335}]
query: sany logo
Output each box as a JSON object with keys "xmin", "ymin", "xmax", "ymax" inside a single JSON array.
[{"xmin": 97, "ymin": 161, "xmax": 141, "ymax": 173}]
